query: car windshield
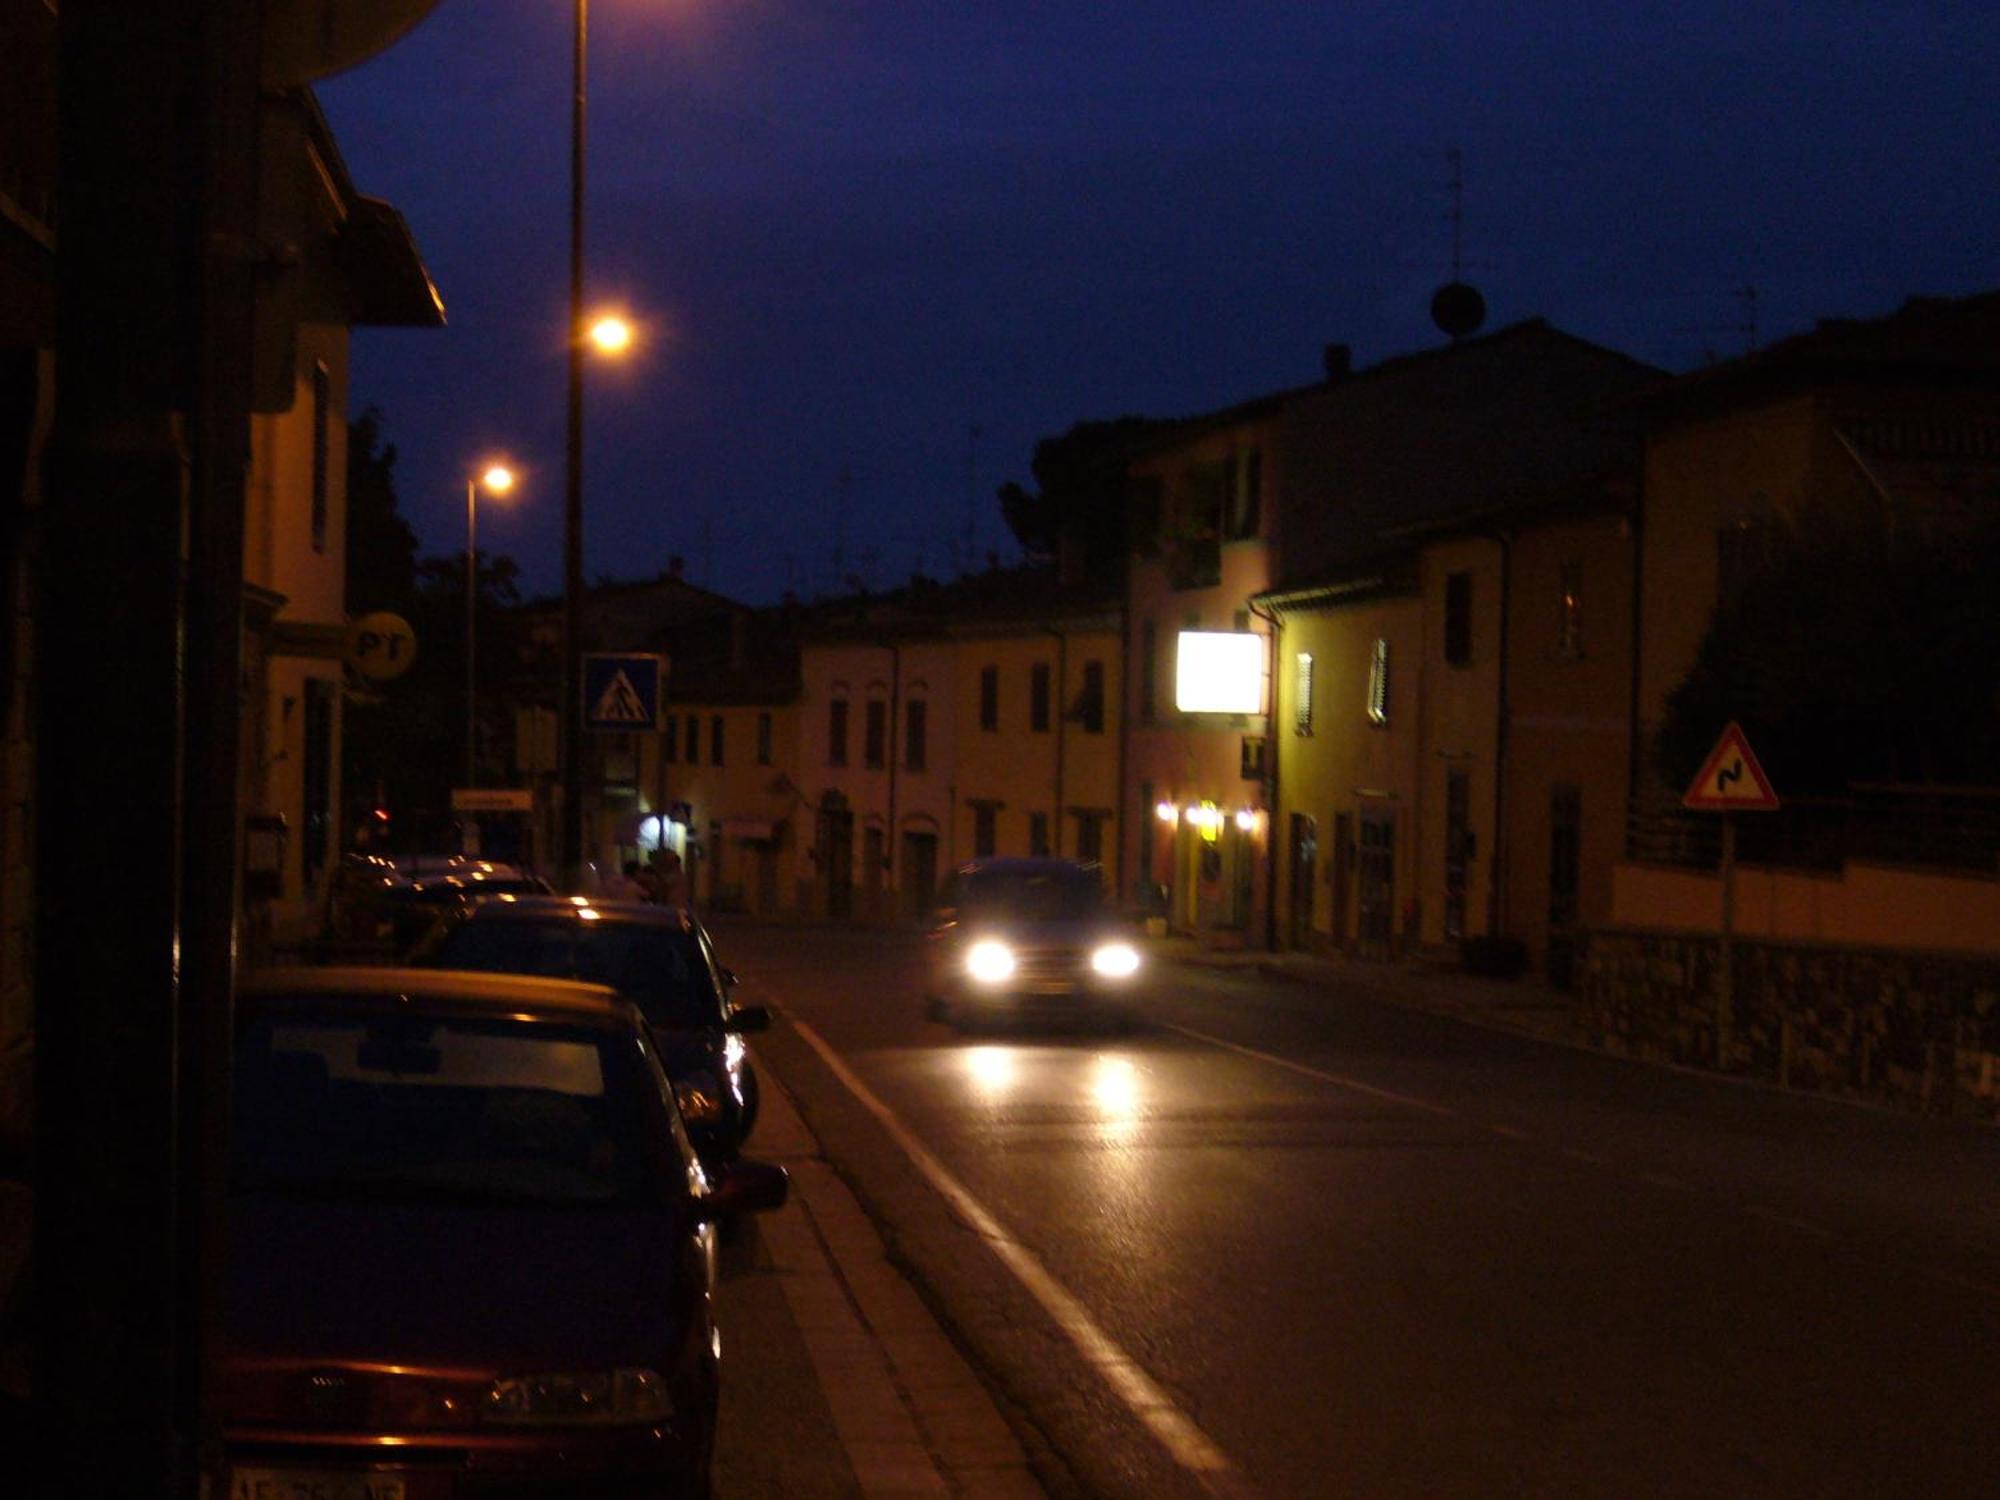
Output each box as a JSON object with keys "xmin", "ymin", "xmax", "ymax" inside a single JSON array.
[
  {"xmin": 428, "ymin": 920, "xmax": 725, "ymax": 1031},
  {"xmin": 230, "ymin": 1009, "xmax": 660, "ymax": 1208},
  {"xmin": 958, "ymin": 867, "xmax": 1104, "ymax": 922}
]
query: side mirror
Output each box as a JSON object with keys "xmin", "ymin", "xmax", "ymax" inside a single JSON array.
[
  {"xmin": 724, "ymin": 1005, "xmax": 771, "ymax": 1035},
  {"xmin": 697, "ymin": 1158, "xmax": 788, "ymax": 1221},
  {"xmin": 718, "ymin": 966, "xmax": 739, "ymax": 990}
]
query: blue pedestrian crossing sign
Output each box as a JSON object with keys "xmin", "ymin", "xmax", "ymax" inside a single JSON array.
[{"xmin": 583, "ymin": 653, "xmax": 664, "ymax": 732}]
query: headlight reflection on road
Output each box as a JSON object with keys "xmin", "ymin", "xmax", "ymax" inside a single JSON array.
[
  {"xmin": 963, "ymin": 1045, "xmax": 1017, "ymax": 1099},
  {"xmin": 1091, "ymin": 1054, "xmax": 1143, "ymax": 1144}
]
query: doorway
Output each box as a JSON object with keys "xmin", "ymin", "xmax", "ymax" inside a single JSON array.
[
  {"xmin": 1357, "ymin": 807, "xmax": 1396, "ymax": 958},
  {"xmin": 1289, "ymin": 812, "xmax": 1317, "ymax": 951},
  {"xmin": 901, "ymin": 831, "xmax": 939, "ymax": 923}
]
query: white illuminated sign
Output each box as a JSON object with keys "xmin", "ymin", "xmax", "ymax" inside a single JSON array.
[{"xmin": 1175, "ymin": 631, "xmax": 1263, "ymax": 714}]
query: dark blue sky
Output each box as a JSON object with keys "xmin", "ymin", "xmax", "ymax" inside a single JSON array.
[{"xmin": 321, "ymin": 3, "xmax": 2000, "ymax": 605}]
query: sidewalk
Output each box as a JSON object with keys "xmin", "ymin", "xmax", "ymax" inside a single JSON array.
[
  {"xmin": 1149, "ymin": 933, "xmax": 1581, "ymax": 1048},
  {"xmin": 723, "ymin": 1070, "xmax": 1045, "ymax": 1499}
]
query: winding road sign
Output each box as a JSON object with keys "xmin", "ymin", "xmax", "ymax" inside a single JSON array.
[{"xmin": 1682, "ymin": 722, "xmax": 1779, "ymax": 811}]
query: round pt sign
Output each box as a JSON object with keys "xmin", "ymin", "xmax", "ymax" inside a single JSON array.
[{"xmin": 346, "ymin": 612, "xmax": 417, "ymax": 682}]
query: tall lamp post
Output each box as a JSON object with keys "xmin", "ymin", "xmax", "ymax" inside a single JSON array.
[
  {"xmin": 561, "ymin": 0, "xmax": 637, "ymax": 887},
  {"xmin": 466, "ymin": 462, "xmax": 515, "ymax": 789}
]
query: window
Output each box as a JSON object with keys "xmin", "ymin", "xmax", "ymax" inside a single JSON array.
[
  {"xmin": 662, "ymin": 715, "xmax": 678, "ymax": 764},
  {"xmin": 1140, "ymin": 621, "xmax": 1157, "ymax": 724},
  {"xmin": 756, "ymin": 711, "xmax": 772, "ymax": 766},
  {"xmin": 973, "ymin": 803, "xmax": 997, "ymax": 857},
  {"xmin": 1073, "ymin": 810, "xmax": 1105, "ymax": 863},
  {"xmin": 683, "ymin": 713, "xmax": 700, "ymax": 765},
  {"xmin": 1717, "ymin": 517, "xmax": 1777, "ymax": 599},
  {"xmin": 1557, "ymin": 559, "xmax": 1583, "ymax": 659},
  {"xmin": 1029, "ymin": 812, "xmax": 1051, "ymax": 856},
  {"xmin": 865, "ymin": 700, "xmax": 887, "ymax": 768},
  {"xmin": 1367, "ymin": 638, "xmax": 1390, "ymax": 726},
  {"xmin": 1224, "ymin": 449, "xmax": 1262, "ymax": 540},
  {"xmin": 1031, "ymin": 662, "xmax": 1051, "ymax": 732},
  {"xmin": 310, "ymin": 360, "xmax": 330, "ymax": 553},
  {"xmin": 1444, "ymin": 572, "xmax": 1472, "ymax": 666},
  {"xmin": 1078, "ymin": 661, "xmax": 1105, "ymax": 734},
  {"xmin": 904, "ymin": 699, "xmax": 927, "ymax": 770},
  {"xmin": 1294, "ymin": 652, "xmax": 1314, "ymax": 735},
  {"xmin": 979, "ymin": 665, "xmax": 998, "ymax": 731},
  {"xmin": 709, "ymin": 714, "xmax": 724, "ymax": 766},
  {"xmin": 828, "ymin": 699, "xmax": 849, "ymax": 766}
]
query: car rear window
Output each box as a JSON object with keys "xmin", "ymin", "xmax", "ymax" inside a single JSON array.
[
  {"xmin": 231, "ymin": 1010, "xmax": 661, "ymax": 1208},
  {"xmin": 429, "ymin": 921, "xmax": 724, "ymax": 1031}
]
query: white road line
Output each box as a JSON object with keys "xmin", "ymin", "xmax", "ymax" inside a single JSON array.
[
  {"xmin": 1560, "ymin": 1147, "xmax": 1606, "ymax": 1166},
  {"xmin": 1161, "ymin": 1022, "xmax": 1460, "ymax": 1118},
  {"xmin": 791, "ymin": 1020, "xmax": 1254, "ymax": 1499},
  {"xmin": 1487, "ymin": 1123, "xmax": 1531, "ymax": 1141},
  {"xmin": 1638, "ymin": 1172, "xmax": 1692, "ymax": 1193}
]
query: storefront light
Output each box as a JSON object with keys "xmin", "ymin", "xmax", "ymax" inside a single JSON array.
[
  {"xmin": 1235, "ymin": 808, "xmax": 1259, "ymax": 833},
  {"xmin": 1154, "ymin": 801, "xmax": 1179, "ymax": 825}
]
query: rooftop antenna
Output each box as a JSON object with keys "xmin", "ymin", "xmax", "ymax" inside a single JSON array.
[
  {"xmin": 700, "ymin": 516, "xmax": 713, "ymax": 589},
  {"xmin": 1430, "ymin": 146, "xmax": 1487, "ymax": 342}
]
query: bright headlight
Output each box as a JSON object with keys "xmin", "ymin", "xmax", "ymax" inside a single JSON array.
[
  {"xmin": 674, "ymin": 1072, "xmax": 724, "ymax": 1124},
  {"xmin": 1091, "ymin": 942, "xmax": 1141, "ymax": 978},
  {"xmin": 485, "ymin": 1367, "xmax": 674, "ymax": 1426},
  {"xmin": 966, "ymin": 940, "xmax": 1016, "ymax": 984}
]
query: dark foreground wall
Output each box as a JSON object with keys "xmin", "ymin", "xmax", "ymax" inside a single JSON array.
[{"xmin": 1578, "ymin": 928, "xmax": 2000, "ymax": 1122}]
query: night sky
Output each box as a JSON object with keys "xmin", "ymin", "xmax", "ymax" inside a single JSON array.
[{"xmin": 319, "ymin": 3, "xmax": 2000, "ymax": 606}]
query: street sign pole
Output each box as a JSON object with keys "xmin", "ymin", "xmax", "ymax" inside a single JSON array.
[
  {"xmin": 1682, "ymin": 721, "xmax": 1778, "ymax": 1076},
  {"xmin": 1718, "ymin": 814, "xmax": 1736, "ymax": 1070}
]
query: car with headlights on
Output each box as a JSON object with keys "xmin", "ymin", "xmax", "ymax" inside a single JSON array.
[
  {"xmin": 922, "ymin": 857, "xmax": 1145, "ymax": 1032},
  {"xmin": 412, "ymin": 898, "xmax": 767, "ymax": 1168},
  {"xmin": 224, "ymin": 966, "xmax": 787, "ymax": 1500}
]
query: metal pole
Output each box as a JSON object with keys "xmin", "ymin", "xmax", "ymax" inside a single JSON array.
[
  {"xmin": 1717, "ymin": 813, "xmax": 1736, "ymax": 1071},
  {"xmin": 466, "ymin": 477, "xmax": 477, "ymax": 790},
  {"xmin": 561, "ymin": 0, "xmax": 589, "ymax": 889}
]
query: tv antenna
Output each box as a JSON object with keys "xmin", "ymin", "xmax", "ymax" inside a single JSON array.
[{"xmin": 1430, "ymin": 147, "xmax": 1486, "ymax": 341}]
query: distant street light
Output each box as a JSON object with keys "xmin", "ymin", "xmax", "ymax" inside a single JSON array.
[
  {"xmin": 588, "ymin": 313, "xmax": 634, "ymax": 355},
  {"xmin": 467, "ymin": 462, "xmax": 516, "ymax": 790}
]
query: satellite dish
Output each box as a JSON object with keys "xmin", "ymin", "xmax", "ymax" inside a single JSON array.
[
  {"xmin": 1431, "ymin": 281, "xmax": 1487, "ymax": 341},
  {"xmin": 262, "ymin": 0, "xmax": 445, "ymax": 88}
]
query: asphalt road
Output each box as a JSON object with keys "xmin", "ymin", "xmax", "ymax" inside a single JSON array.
[{"xmin": 712, "ymin": 919, "xmax": 2000, "ymax": 1500}]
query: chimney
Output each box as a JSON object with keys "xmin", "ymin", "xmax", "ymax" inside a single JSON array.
[
  {"xmin": 667, "ymin": 555, "xmax": 685, "ymax": 578},
  {"xmin": 1322, "ymin": 343, "xmax": 1351, "ymax": 381}
]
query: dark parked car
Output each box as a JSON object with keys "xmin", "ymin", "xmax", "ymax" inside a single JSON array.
[
  {"xmin": 326, "ymin": 857, "xmax": 555, "ymax": 953},
  {"xmin": 224, "ymin": 966, "xmax": 787, "ymax": 1499},
  {"xmin": 413, "ymin": 898, "xmax": 767, "ymax": 1166},
  {"xmin": 923, "ymin": 857, "xmax": 1146, "ymax": 1031}
]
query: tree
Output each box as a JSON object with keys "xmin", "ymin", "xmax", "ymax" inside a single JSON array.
[
  {"xmin": 996, "ymin": 416, "xmax": 1164, "ymax": 582},
  {"xmin": 346, "ymin": 406, "xmax": 418, "ymax": 614},
  {"xmin": 1657, "ymin": 510, "xmax": 2000, "ymax": 797}
]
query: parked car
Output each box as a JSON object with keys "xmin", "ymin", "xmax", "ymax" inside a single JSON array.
[
  {"xmin": 412, "ymin": 898, "xmax": 768, "ymax": 1166},
  {"xmin": 224, "ymin": 966, "xmax": 787, "ymax": 1499},
  {"xmin": 331, "ymin": 860, "xmax": 556, "ymax": 953},
  {"xmin": 923, "ymin": 857, "xmax": 1146, "ymax": 1031}
]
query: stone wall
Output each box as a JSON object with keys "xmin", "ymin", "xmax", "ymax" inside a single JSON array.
[{"xmin": 1578, "ymin": 928, "xmax": 2000, "ymax": 1121}]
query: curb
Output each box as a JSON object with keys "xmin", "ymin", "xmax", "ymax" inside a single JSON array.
[{"xmin": 754, "ymin": 1069, "xmax": 1046, "ymax": 1499}]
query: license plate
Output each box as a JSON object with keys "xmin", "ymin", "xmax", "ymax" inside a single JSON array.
[{"xmin": 230, "ymin": 1470, "xmax": 407, "ymax": 1500}]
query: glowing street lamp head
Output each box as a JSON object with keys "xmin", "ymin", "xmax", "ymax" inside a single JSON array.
[
  {"xmin": 480, "ymin": 464, "xmax": 515, "ymax": 495},
  {"xmin": 587, "ymin": 314, "xmax": 635, "ymax": 355}
]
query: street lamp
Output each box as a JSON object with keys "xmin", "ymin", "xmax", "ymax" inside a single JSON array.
[{"xmin": 467, "ymin": 462, "xmax": 515, "ymax": 789}]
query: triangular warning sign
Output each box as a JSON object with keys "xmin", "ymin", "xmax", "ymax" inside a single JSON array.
[
  {"xmin": 591, "ymin": 669, "xmax": 650, "ymax": 724},
  {"xmin": 1682, "ymin": 721, "xmax": 1779, "ymax": 811}
]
